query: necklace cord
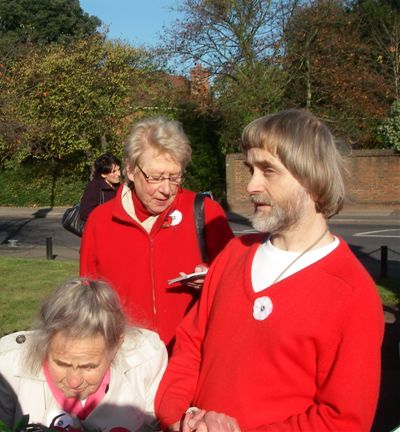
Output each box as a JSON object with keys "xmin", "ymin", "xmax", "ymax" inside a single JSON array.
[{"xmin": 271, "ymin": 227, "xmax": 329, "ymax": 285}]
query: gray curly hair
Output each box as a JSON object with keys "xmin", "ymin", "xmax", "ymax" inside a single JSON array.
[{"xmin": 26, "ymin": 278, "xmax": 127, "ymax": 373}]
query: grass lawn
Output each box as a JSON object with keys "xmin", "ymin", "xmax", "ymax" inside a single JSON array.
[
  {"xmin": 376, "ymin": 277, "xmax": 400, "ymax": 308},
  {"xmin": 0, "ymin": 256, "xmax": 398, "ymax": 338},
  {"xmin": 0, "ymin": 256, "xmax": 78, "ymax": 336}
]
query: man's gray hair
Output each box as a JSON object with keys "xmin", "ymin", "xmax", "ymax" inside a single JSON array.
[{"xmin": 26, "ymin": 278, "xmax": 127, "ymax": 373}]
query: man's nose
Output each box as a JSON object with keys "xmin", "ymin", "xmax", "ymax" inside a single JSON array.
[{"xmin": 247, "ymin": 172, "xmax": 264, "ymax": 195}]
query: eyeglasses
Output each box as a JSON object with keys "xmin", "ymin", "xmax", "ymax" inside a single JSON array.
[{"xmin": 136, "ymin": 165, "xmax": 184, "ymax": 186}]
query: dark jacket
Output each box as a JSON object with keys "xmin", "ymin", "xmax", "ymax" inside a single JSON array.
[{"xmin": 79, "ymin": 177, "xmax": 119, "ymax": 221}]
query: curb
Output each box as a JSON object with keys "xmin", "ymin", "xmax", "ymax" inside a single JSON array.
[{"xmin": 0, "ymin": 207, "xmax": 67, "ymax": 218}]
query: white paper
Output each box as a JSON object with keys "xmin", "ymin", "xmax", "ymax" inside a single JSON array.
[{"xmin": 168, "ymin": 270, "xmax": 208, "ymax": 285}]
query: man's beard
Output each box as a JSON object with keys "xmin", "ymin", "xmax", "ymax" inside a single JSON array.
[{"xmin": 250, "ymin": 190, "xmax": 307, "ymax": 234}]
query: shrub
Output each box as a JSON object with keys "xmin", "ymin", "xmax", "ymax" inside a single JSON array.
[
  {"xmin": 0, "ymin": 160, "xmax": 86, "ymax": 207},
  {"xmin": 377, "ymin": 100, "xmax": 400, "ymax": 152}
]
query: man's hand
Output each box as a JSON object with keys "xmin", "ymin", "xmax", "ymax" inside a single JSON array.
[{"xmin": 182, "ymin": 410, "xmax": 241, "ymax": 432}]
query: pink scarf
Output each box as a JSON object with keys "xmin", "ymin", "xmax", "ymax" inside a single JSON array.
[{"xmin": 43, "ymin": 362, "xmax": 110, "ymax": 420}]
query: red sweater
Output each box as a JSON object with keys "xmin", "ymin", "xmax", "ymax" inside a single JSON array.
[
  {"xmin": 80, "ymin": 186, "xmax": 233, "ymax": 350},
  {"xmin": 155, "ymin": 234, "xmax": 384, "ymax": 431}
]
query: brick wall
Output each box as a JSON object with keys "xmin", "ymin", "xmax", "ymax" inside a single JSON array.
[{"xmin": 226, "ymin": 150, "xmax": 400, "ymax": 216}]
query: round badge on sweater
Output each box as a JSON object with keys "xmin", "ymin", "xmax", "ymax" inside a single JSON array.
[
  {"xmin": 169, "ymin": 210, "xmax": 183, "ymax": 226},
  {"xmin": 253, "ymin": 296, "xmax": 273, "ymax": 321}
]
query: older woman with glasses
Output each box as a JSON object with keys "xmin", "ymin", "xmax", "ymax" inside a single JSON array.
[
  {"xmin": 0, "ymin": 278, "xmax": 167, "ymax": 431},
  {"xmin": 80, "ymin": 117, "xmax": 233, "ymax": 353}
]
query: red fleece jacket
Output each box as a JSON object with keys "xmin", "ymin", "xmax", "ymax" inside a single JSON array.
[
  {"xmin": 80, "ymin": 186, "xmax": 233, "ymax": 350},
  {"xmin": 155, "ymin": 234, "xmax": 384, "ymax": 431}
]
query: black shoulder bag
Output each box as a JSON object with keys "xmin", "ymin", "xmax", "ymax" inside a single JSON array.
[
  {"xmin": 61, "ymin": 188, "xmax": 105, "ymax": 237},
  {"xmin": 194, "ymin": 191, "xmax": 213, "ymax": 263},
  {"xmin": 61, "ymin": 203, "xmax": 84, "ymax": 237}
]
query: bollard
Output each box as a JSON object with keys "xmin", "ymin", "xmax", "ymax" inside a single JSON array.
[
  {"xmin": 380, "ymin": 246, "xmax": 388, "ymax": 278},
  {"xmin": 46, "ymin": 237, "xmax": 53, "ymax": 260}
]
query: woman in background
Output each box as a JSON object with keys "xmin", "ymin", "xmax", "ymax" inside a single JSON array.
[{"xmin": 80, "ymin": 153, "xmax": 121, "ymax": 222}]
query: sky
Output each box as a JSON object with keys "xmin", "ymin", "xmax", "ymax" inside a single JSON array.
[{"xmin": 80, "ymin": 0, "xmax": 179, "ymax": 48}]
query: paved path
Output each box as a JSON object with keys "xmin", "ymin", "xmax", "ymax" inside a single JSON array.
[
  {"xmin": 0, "ymin": 207, "xmax": 80, "ymax": 261},
  {"xmin": 0, "ymin": 205, "xmax": 399, "ymax": 262}
]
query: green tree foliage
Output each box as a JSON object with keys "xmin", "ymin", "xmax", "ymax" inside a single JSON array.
[
  {"xmin": 0, "ymin": 35, "xmax": 154, "ymax": 167},
  {"xmin": 175, "ymin": 104, "xmax": 227, "ymax": 200},
  {"xmin": 161, "ymin": 0, "xmax": 296, "ymax": 151},
  {"xmin": 0, "ymin": 63, "xmax": 25, "ymax": 161},
  {"xmin": 377, "ymin": 100, "xmax": 400, "ymax": 151},
  {"xmin": 0, "ymin": 0, "xmax": 100, "ymax": 46},
  {"xmin": 352, "ymin": 0, "xmax": 400, "ymax": 98},
  {"xmin": 283, "ymin": 1, "xmax": 391, "ymax": 148},
  {"xmin": 214, "ymin": 61, "xmax": 287, "ymax": 152},
  {"xmin": 0, "ymin": 0, "xmax": 103, "ymax": 158}
]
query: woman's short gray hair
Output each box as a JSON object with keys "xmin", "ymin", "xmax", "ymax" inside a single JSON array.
[
  {"xmin": 26, "ymin": 278, "xmax": 126, "ymax": 373},
  {"xmin": 124, "ymin": 117, "xmax": 192, "ymax": 172}
]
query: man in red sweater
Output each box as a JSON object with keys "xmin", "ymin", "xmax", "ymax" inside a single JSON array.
[{"xmin": 155, "ymin": 109, "xmax": 384, "ymax": 431}]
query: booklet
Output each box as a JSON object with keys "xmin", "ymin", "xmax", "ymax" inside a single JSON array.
[{"xmin": 168, "ymin": 270, "xmax": 208, "ymax": 285}]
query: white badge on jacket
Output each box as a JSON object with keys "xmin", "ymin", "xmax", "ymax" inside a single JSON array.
[
  {"xmin": 169, "ymin": 210, "xmax": 182, "ymax": 226},
  {"xmin": 46, "ymin": 410, "xmax": 74, "ymax": 428}
]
